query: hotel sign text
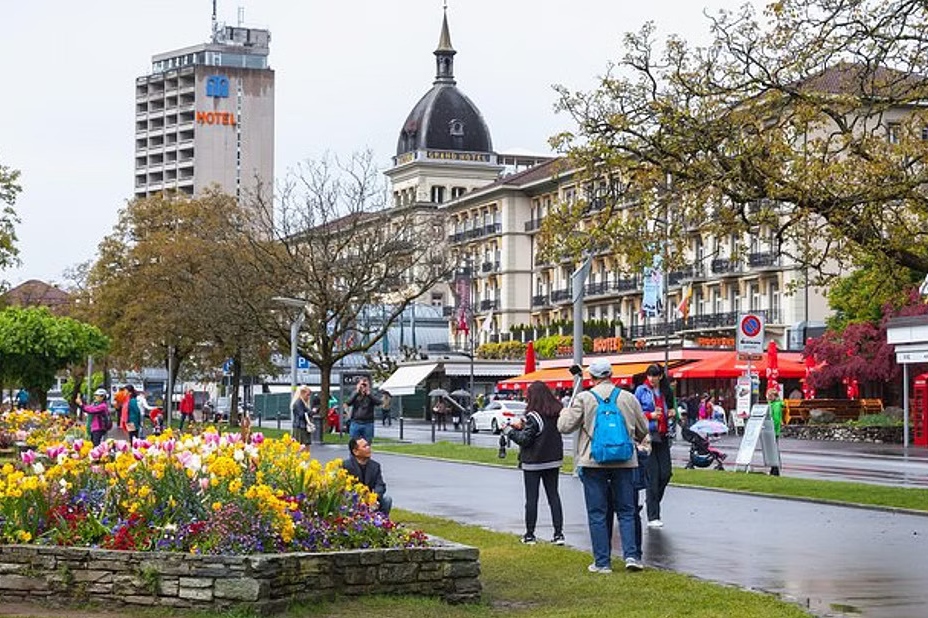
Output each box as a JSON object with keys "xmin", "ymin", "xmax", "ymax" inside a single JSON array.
[
  {"xmin": 426, "ymin": 150, "xmax": 491, "ymax": 162},
  {"xmin": 196, "ymin": 111, "xmax": 237, "ymax": 126}
]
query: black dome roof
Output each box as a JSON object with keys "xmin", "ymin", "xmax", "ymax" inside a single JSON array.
[
  {"xmin": 395, "ymin": 10, "xmax": 493, "ymax": 157},
  {"xmin": 396, "ymin": 85, "xmax": 493, "ymax": 156}
]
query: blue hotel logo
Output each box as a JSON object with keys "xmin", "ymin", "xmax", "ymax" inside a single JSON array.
[{"xmin": 206, "ymin": 75, "xmax": 229, "ymax": 98}]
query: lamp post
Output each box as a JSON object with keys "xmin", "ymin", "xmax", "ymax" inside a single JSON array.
[{"xmin": 273, "ymin": 296, "xmax": 308, "ymax": 432}]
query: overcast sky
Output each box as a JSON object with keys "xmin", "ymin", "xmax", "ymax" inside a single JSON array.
[{"xmin": 1, "ymin": 0, "xmax": 764, "ymax": 287}]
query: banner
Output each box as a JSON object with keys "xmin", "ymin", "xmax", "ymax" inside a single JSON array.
[
  {"xmin": 641, "ymin": 254, "xmax": 664, "ymax": 318},
  {"xmin": 453, "ymin": 275, "xmax": 471, "ymax": 334}
]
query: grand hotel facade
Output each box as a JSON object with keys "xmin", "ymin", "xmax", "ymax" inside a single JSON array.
[{"xmin": 385, "ymin": 11, "xmax": 830, "ymax": 356}]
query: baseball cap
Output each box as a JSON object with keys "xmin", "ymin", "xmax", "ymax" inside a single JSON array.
[{"xmin": 588, "ymin": 359, "xmax": 613, "ymax": 378}]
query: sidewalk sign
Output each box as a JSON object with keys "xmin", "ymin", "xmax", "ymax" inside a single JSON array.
[
  {"xmin": 736, "ymin": 313, "xmax": 765, "ymax": 355},
  {"xmin": 736, "ymin": 375, "xmax": 752, "ymax": 420},
  {"xmin": 734, "ymin": 404, "xmax": 782, "ymax": 471}
]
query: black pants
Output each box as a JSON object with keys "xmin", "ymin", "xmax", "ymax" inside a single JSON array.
[
  {"xmin": 646, "ymin": 439, "xmax": 673, "ymax": 521},
  {"xmin": 522, "ymin": 467, "xmax": 563, "ymax": 536}
]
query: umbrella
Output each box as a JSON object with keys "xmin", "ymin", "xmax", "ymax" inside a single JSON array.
[
  {"xmin": 766, "ymin": 340, "xmax": 779, "ymax": 393},
  {"xmin": 450, "ymin": 389, "xmax": 472, "ymax": 399},
  {"xmin": 689, "ymin": 419, "xmax": 729, "ymax": 437},
  {"xmin": 428, "ymin": 388, "xmax": 449, "ymax": 398},
  {"xmin": 524, "ymin": 340, "xmax": 537, "ymax": 374}
]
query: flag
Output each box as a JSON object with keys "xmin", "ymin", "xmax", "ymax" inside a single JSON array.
[
  {"xmin": 675, "ymin": 284, "xmax": 693, "ymax": 319},
  {"xmin": 481, "ymin": 307, "xmax": 494, "ymax": 333},
  {"xmin": 920, "ymin": 273, "xmax": 928, "ymax": 302},
  {"xmin": 457, "ymin": 311, "xmax": 469, "ymax": 335}
]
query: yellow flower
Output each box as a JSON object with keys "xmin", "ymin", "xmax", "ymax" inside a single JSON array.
[{"xmin": 212, "ymin": 501, "xmax": 222, "ymax": 511}]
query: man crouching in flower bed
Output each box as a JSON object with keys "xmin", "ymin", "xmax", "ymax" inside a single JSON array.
[{"xmin": 0, "ymin": 430, "xmax": 427, "ymax": 554}]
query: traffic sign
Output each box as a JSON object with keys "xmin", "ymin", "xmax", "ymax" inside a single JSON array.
[
  {"xmin": 297, "ymin": 356, "xmax": 311, "ymax": 370},
  {"xmin": 736, "ymin": 313, "xmax": 765, "ymax": 354}
]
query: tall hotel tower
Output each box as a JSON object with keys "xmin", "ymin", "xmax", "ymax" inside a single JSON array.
[{"xmin": 133, "ymin": 16, "xmax": 274, "ymax": 201}]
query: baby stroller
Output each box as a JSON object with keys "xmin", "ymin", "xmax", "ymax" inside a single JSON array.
[{"xmin": 681, "ymin": 425, "xmax": 727, "ymax": 470}]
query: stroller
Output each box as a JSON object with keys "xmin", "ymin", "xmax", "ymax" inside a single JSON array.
[{"xmin": 681, "ymin": 425, "xmax": 727, "ymax": 470}]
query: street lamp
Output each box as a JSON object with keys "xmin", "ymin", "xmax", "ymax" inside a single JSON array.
[{"xmin": 272, "ymin": 296, "xmax": 308, "ymax": 411}]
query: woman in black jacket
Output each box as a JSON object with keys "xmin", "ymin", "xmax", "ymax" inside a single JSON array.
[{"xmin": 504, "ymin": 380, "xmax": 565, "ymax": 545}]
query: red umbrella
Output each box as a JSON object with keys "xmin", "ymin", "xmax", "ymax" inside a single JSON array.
[
  {"xmin": 802, "ymin": 354, "xmax": 817, "ymax": 399},
  {"xmin": 766, "ymin": 340, "xmax": 780, "ymax": 394},
  {"xmin": 524, "ymin": 341, "xmax": 537, "ymax": 374}
]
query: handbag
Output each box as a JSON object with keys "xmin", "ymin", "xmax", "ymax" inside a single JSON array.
[{"xmin": 126, "ymin": 422, "xmax": 137, "ymax": 433}]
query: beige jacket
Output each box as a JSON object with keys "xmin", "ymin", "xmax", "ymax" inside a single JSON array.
[{"xmin": 557, "ymin": 380, "xmax": 650, "ymax": 468}]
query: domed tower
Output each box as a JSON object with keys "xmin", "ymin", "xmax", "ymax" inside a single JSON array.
[{"xmin": 385, "ymin": 7, "xmax": 503, "ymax": 209}]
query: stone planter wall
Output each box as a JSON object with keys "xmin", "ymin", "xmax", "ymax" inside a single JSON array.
[
  {"xmin": 0, "ymin": 537, "xmax": 480, "ymax": 613},
  {"xmin": 781, "ymin": 424, "xmax": 904, "ymax": 443}
]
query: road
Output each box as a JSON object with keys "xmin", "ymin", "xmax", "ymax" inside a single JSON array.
[
  {"xmin": 313, "ymin": 444, "xmax": 928, "ymax": 618},
  {"xmin": 355, "ymin": 419, "xmax": 928, "ymax": 488}
]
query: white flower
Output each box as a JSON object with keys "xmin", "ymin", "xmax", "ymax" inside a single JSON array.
[
  {"xmin": 32, "ymin": 462, "xmax": 45, "ymax": 475},
  {"xmin": 233, "ymin": 449, "xmax": 245, "ymax": 463}
]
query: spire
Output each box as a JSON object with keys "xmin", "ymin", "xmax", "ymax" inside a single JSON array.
[{"xmin": 434, "ymin": 3, "xmax": 457, "ymax": 84}]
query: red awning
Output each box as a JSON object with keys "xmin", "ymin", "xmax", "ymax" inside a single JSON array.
[
  {"xmin": 669, "ymin": 351, "xmax": 806, "ymax": 379},
  {"xmin": 498, "ymin": 361, "xmax": 666, "ymax": 391}
]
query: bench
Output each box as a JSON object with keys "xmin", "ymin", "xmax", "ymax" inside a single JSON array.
[{"xmin": 783, "ymin": 399, "xmax": 884, "ymax": 425}]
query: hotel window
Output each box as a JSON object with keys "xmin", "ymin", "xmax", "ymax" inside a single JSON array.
[
  {"xmin": 888, "ymin": 122, "xmax": 901, "ymax": 144},
  {"xmin": 451, "ymin": 186, "xmax": 466, "ymax": 199},
  {"xmin": 431, "ymin": 186, "xmax": 445, "ymax": 203},
  {"xmin": 749, "ymin": 283, "xmax": 760, "ymax": 310}
]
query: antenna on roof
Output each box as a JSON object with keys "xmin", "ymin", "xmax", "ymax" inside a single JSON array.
[
  {"xmin": 211, "ymin": 0, "xmax": 219, "ymax": 40},
  {"xmin": 238, "ymin": 5, "xmax": 245, "ymax": 26}
]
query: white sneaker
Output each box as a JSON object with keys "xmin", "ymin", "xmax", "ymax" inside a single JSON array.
[
  {"xmin": 587, "ymin": 563, "xmax": 613, "ymax": 574},
  {"xmin": 647, "ymin": 519, "xmax": 664, "ymax": 528},
  {"xmin": 625, "ymin": 557, "xmax": 644, "ymax": 571}
]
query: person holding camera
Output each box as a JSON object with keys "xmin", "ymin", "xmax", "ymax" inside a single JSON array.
[
  {"xmin": 635, "ymin": 364, "xmax": 673, "ymax": 529},
  {"xmin": 345, "ymin": 378, "xmax": 382, "ymax": 444},
  {"xmin": 503, "ymin": 380, "xmax": 565, "ymax": 546}
]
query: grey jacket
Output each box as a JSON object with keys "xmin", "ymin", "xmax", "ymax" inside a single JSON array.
[{"xmin": 557, "ymin": 380, "xmax": 649, "ymax": 469}]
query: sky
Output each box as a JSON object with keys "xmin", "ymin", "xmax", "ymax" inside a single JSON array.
[{"xmin": 1, "ymin": 0, "xmax": 765, "ymax": 287}]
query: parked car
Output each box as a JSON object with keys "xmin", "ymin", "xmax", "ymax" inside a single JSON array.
[
  {"xmin": 469, "ymin": 400, "xmax": 528, "ymax": 434},
  {"xmin": 47, "ymin": 397, "xmax": 70, "ymax": 416}
]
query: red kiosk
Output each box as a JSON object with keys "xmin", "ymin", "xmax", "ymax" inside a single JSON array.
[{"xmin": 913, "ymin": 373, "xmax": 928, "ymax": 447}]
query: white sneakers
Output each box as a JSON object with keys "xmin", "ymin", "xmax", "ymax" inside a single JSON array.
[
  {"xmin": 647, "ymin": 519, "xmax": 664, "ymax": 528},
  {"xmin": 625, "ymin": 557, "xmax": 644, "ymax": 571},
  {"xmin": 587, "ymin": 563, "xmax": 613, "ymax": 574}
]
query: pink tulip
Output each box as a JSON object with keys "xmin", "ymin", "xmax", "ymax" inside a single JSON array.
[
  {"xmin": 199, "ymin": 477, "xmax": 210, "ymax": 491},
  {"xmin": 132, "ymin": 449, "xmax": 144, "ymax": 461},
  {"xmin": 251, "ymin": 433, "xmax": 265, "ymax": 445},
  {"xmin": 72, "ymin": 439, "xmax": 84, "ymax": 452},
  {"xmin": 162, "ymin": 438, "xmax": 176, "ymax": 453},
  {"xmin": 20, "ymin": 450, "xmax": 36, "ymax": 465}
]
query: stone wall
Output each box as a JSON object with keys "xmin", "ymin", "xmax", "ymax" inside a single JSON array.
[
  {"xmin": 0, "ymin": 537, "xmax": 480, "ymax": 613},
  {"xmin": 781, "ymin": 424, "xmax": 904, "ymax": 443}
]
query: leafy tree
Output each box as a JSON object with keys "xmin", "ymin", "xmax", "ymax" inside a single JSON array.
[
  {"xmin": 0, "ymin": 306, "xmax": 109, "ymax": 408},
  {"xmin": 77, "ymin": 191, "xmax": 279, "ymax": 423},
  {"xmin": 545, "ymin": 0, "xmax": 928, "ymax": 280},
  {"xmin": 244, "ymin": 151, "xmax": 455, "ymax": 415},
  {"xmin": 826, "ymin": 260, "xmax": 923, "ymax": 331},
  {"xmin": 0, "ymin": 158, "xmax": 22, "ymax": 283},
  {"xmin": 805, "ymin": 288, "xmax": 928, "ymax": 398}
]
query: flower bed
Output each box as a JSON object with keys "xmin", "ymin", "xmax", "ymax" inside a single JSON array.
[
  {"xmin": 0, "ymin": 430, "xmax": 481, "ymax": 609},
  {"xmin": 0, "ymin": 410, "xmax": 77, "ymax": 451}
]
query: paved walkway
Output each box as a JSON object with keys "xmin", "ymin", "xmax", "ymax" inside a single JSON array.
[{"xmin": 315, "ymin": 444, "xmax": 928, "ymax": 618}]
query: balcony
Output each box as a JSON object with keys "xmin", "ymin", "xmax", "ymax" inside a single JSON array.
[
  {"xmin": 532, "ymin": 294, "xmax": 549, "ymax": 307},
  {"xmin": 710, "ymin": 258, "xmax": 741, "ymax": 275},
  {"xmin": 550, "ymin": 289, "xmax": 571, "ymax": 304},
  {"xmin": 524, "ymin": 219, "xmax": 543, "ymax": 232},
  {"xmin": 625, "ymin": 307, "xmax": 783, "ymax": 339},
  {"xmin": 480, "ymin": 299, "xmax": 499, "ymax": 311},
  {"xmin": 748, "ymin": 251, "xmax": 778, "ymax": 268},
  {"xmin": 483, "ymin": 222, "xmax": 501, "ymax": 235},
  {"xmin": 614, "ymin": 277, "xmax": 638, "ymax": 292},
  {"xmin": 585, "ymin": 281, "xmax": 609, "ymax": 296},
  {"xmin": 442, "ymin": 306, "xmax": 454, "ymax": 317},
  {"xmin": 480, "ymin": 261, "xmax": 500, "ymax": 273}
]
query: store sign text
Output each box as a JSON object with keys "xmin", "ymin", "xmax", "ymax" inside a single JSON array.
[
  {"xmin": 592, "ymin": 337, "xmax": 624, "ymax": 353},
  {"xmin": 196, "ymin": 111, "xmax": 237, "ymax": 126}
]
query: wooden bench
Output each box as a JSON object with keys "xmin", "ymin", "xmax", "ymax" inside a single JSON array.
[{"xmin": 783, "ymin": 398, "xmax": 884, "ymax": 425}]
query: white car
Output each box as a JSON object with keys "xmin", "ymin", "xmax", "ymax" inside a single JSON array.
[{"xmin": 469, "ymin": 400, "xmax": 528, "ymax": 434}]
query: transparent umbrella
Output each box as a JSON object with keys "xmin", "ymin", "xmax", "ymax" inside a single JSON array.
[
  {"xmin": 689, "ymin": 419, "xmax": 730, "ymax": 437},
  {"xmin": 450, "ymin": 389, "xmax": 472, "ymax": 399},
  {"xmin": 428, "ymin": 388, "xmax": 450, "ymax": 398}
]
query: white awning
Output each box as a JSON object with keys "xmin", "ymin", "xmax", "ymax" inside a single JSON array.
[
  {"xmin": 379, "ymin": 363, "xmax": 438, "ymax": 396},
  {"xmin": 444, "ymin": 363, "xmax": 524, "ymax": 377}
]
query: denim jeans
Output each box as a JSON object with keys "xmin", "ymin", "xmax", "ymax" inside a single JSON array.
[
  {"xmin": 349, "ymin": 420, "xmax": 375, "ymax": 444},
  {"xmin": 579, "ymin": 466, "xmax": 639, "ymax": 567}
]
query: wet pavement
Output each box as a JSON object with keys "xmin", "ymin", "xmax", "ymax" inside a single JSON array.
[{"xmin": 315, "ymin": 443, "xmax": 928, "ymax": 618}]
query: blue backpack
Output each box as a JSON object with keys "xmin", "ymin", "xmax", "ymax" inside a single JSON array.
[{"xmin": 590, "ymin": 388, "xmax": 634, "ymax": 463}]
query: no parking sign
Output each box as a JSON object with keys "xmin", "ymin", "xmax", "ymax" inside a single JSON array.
[{"xmin": 736, "ymin": 313, "xmax": 765, "ymax": 354}]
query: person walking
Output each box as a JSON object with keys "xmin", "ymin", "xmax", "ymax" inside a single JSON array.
[
  {"xmin": 76, "ymin": 388, "xmax": 111, "ymax": 447},
  {"xmin": 291, "ymin": 385, "xmax": 313, "ymax": 446},
  {"xmin": 767, "ymin": 388, "xmax": 784, "ymax": 476},
  {"xmin": 343, "ymin": 437, "xmax": 392, "ymax": 516},
  {"xmin": 178, "ymin": 388, "xmax": 195, "ymax": 431},
  {"xmin": 345, "ymin": 378, "xmax": 381, "ymax": 443},
  {"xmin": 558, "ymin": 359, "xmax": 649, "ymax": 573},
  {"xmin": 635, "ymin": 364, "xmax": 673, "ymax": 529},
  {"xmin": 121, "ymin": 385, "xmax": 142, "ymax": 442},
  {"xmin": 503, "ymin": 380, "xmax": 565, "ymax": 546}
]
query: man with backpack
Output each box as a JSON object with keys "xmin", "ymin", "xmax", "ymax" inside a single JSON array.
[{"xmin": 558, "ymin": 359, "xmax": 649, "ymax": 573}]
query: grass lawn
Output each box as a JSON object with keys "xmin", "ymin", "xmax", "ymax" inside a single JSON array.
[
  {"xmin": 376, "ymin": 441, "xmax": 928, "ymax": 512},
  {"xmin": 0, "ymin": 510, "xmax": 809, "ymax": 618}
]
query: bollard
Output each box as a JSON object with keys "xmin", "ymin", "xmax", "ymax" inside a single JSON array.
[
  {"xmin": 399, "ymin": 415, "xmax": 404, "ymax": 441},
  {"xmin": 431, "ymin": 417, "xmax": 436, "ymax": 443}
]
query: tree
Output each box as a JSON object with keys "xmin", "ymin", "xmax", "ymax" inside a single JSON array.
[
  {"xmin": 825, "ymin": 259, "xmax": 923, "ymax": 331},
  {"xmin": 545, "ymin": 0, "xmax": 928, "ymax": 280},
  {"xmin": 805, "ymin": 288, "xmax": 928, "ymax": 399},
  {"xmin": 0, "ymin": 158, "xmax": 22, "ymax": 283},
  {"xmin": 0, "ymin": 306, "xmax": 109, "ymax": 408},
  {"xmin": 77, "ymin": 190, "xmax": 279, "ymax": 423},
  {"xmin": 244, "ymin": 151, "xmax": 454, "ymax": 416}
]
